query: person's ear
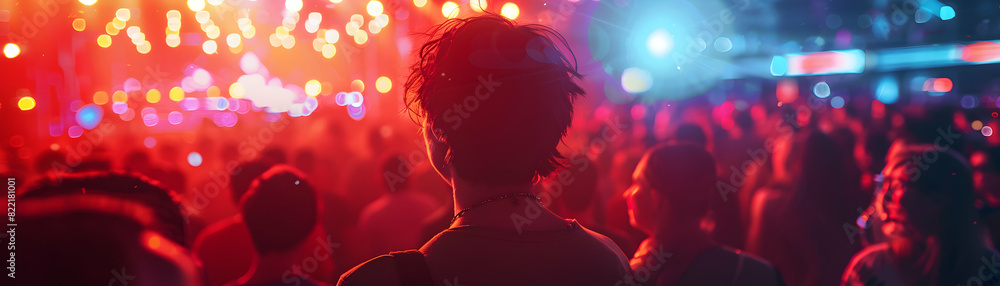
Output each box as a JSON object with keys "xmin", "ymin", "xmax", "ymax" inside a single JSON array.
[{"xmin": 424, "ymin": 125, "xmax": 453, "ymax": 184}]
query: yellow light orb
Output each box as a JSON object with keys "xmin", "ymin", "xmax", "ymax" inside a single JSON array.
[
  {"xmin": 112, "ymin": 91, "xmax": 128, "ymax": 103},
  {"xmin": 471, "ymin": 0, "xmax": 487, "ymax": 12},
  {"xmin": 442, "ymin": 2, "xmax": 459, "ymax": 18},
  {"xmin": 203, "ymin": 40, "xmax": 218, "ymax": 54},
  {"xmin": 321, "ymin": 44, "xmax": 336, "ymax": 58},
  {"xmin": 226, "ymin": 33, "xmax": 241, "ymax": 48},
  {"xmin": 354, "ymin": 30, "xmax": 368, "ymax": 45},
  {"xmin": 166, "ymin": 34, "xmax": 181, "ymax": 47},
  {"xmin": 73, "ymin": 18, "xmax": 86, "ymax": 31},
  {"xmin": 146, "ymin": 89, "xmax": 161, "ymax": 103},
  {"xmin": 169, "ymin": 87, "xmax": 185, "ymax": 101},
  {"xmin": 97, "ymin": 35, "xmax": 112, "ymax": 48},
  {"xmin": 17, "ymin": 96, "xmax": 35, "ymax": 111},
  {"xmin": 137, "ymin": 41, "xmax": 151, "ymax": 54},
  {"xmin": 79, "ymin": 0, "xmax": 97, "ymax": 5},
  {"xmin": 229, "ymin": 82, "xmax": 245, "ymax": 99},
  {"xmin": 116, "ymin": 8, "xmax": 131, "ymax": 21},
  {"xmin": 305, "ymin": 80, "xmax": 321, "ymax": 96},
  {"xmin": 501, "ymin": 2, "xmax": 519, "ymax": 19},
  {"xmin": 367, "ymin": 1, "xmax": 384, "ymax": 16},
  {"xmin": 188, "ymin": 0, "xmax": 206, "ymax": 11},
  {"xmin": 376, "ymin": 76, "xmax": 392, "ymax": 93},
  {"xmin": 3, "ymin": 43, "xmax": 20, "ymax": 58},
  {"xmin": 414, "ymin": 0, "xmax": 427, "ymax": 8}
]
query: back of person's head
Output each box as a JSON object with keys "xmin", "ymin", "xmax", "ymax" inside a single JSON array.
[
  {"xmin": 19, "ymin": 196, "xmax": 200, "ymax": 286},
  {"xmin": 23, "ymin": 171, "xmax": 189, "ymax": 246},
  {"xmin": 642, "ymin": 143, "xmax": 717, "ymax": 218},
  {"xmin": 230, "ymin": 160, "xmax": 272, "ymax": 204},
  {"xmin": 673, "ymin": 124, "xmax": 707, "ymax": 147},
  {"xmin": 405, "ymin": 14, "xmax": 584, "ymax": 186},
  {"xmin": 241, "ymin": 165, "xmax": 318, "ymax": 254}
]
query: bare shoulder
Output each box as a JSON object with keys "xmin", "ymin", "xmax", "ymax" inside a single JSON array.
[{"xmin": 337, "ymin": 255, "xmax": 401, "ymax": 286}]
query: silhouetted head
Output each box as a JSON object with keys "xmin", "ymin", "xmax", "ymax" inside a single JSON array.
[
  {"xmin": 405, "ymin": 14, "xmax": 584, "ymax": 186},
  {"xmin": 19, "ymin": 196, "xmax": 201, "ymax": 286},
  {"xmin": 673, "ymin": 124, "xmax": 707, "ymax": 147},
  {"xmin": 241, "ymin": 165, "xmax": 318, "ymax": 254},
  {"xmin": 23, "ymin": 171, "xmax": 188, "ymax": 246},
  {"xmin": 879, "ymin": 146, "xmax": 974, "ymax": 241},
  {"xmin": 624, "ymin": 143, "xmax": 716, "ymax": 234}
]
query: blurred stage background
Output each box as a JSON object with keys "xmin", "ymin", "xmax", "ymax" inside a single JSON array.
[{"xmin": 1, "ymin": 0, "xmax": 1000, "ymax": 199}]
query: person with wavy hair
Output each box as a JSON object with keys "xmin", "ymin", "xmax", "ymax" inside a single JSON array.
[{"xmin": 338, "ymin": 14, "xmax": 631, "ymax": 286}]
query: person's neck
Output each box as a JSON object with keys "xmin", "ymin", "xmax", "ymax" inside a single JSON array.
[
  {"xmin": 240, "ymin": 250, "xmax": 302, "ymax": 284},
  {"xmin": 452, "ymin": 177, "xmax": 535, "ymax": 213},
  {"xmin": 449, "ymin": 176, "xmax": 567, "ymax": 231}
]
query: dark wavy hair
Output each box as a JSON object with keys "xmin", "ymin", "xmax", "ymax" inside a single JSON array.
[{"xmin": 404, "ymin": 14, "xmax": 584, "ymax": 186}]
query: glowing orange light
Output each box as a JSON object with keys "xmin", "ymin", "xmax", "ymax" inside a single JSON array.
[
  {"xmin": 93, "ymin": 91, "xmax": 109, "ymax": 105},
  {"xmin": 933, "ymin": 78, "xmax": 953, "ymax": 92},
  {"xmin": 72, "ymin": 18, "xmax": 86, "ymax": 31}
]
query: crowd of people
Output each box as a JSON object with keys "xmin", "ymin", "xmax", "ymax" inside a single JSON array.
[{"xmin": 7, "ymin": 14, "xmax": 1000, "ymax": 286}]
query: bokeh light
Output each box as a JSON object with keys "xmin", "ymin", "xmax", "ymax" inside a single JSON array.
[
  {"xmin": 76, "ymin": 104, "xmax": 104, "ymax": 130},
  {"xmin": 984, "ymin": 126, "xmax": 994, "ymax": 137},
  {"xmin": 93, "ymin": 91, "xmax": 109, "ymax": 105},
  {"xmin": 146, "ymin": 89, "xmax": 161, "ymax": 103},
  {"xmin": 73, "ymin": 18, "xmax": 87, "ymax": 31},
  {"xmin": 203, "ymin": 40, "xmax": 218, "ymax": 54},
  {"xmin": 169, "ymin": 87, "xmax": 185, "ymax": 101},
  {"xmin": 305, "ymin": 80, "xmax": 322, "ymax": 96},
  {"xmin": 471, "ymin": 0, "xmax": 487, "ymax": 13},
  {"xmin": 646, "ymin": 29, "xmax": 673, "ymax": 58},
  {"xmin": 376, "ymin": 77, "xmax": 392, "ymax": 93},
  {"xmin": 443, "ymin": 2, "xmax": 460, "ymax": 18},
  {"xmin": 813, "ymin": 82, "xmax": 831, "ymax": 98},
  {"xmin": 621, "ymin": 68, "xmax": 653, "ymax": 93},
  {"xmin": 188, "ymin": 0, "xmax": 206, "ymax": 11},
  {"xmin": 4, "ymin": 43, "xmax": 20, "ymax": 58},
  {"xmin": 187, "ymin": 152, "xmax": 203, "ymax": 167},
  {"xmin": 367, "ymin": 1, "xmax": 384, "ymax": 16},
  {"xmin": 97, "ymin": 35, "xmax": 112, "ymax": 48},
  {"xmin": 18, "ymin": 96, "xmax": 36, "ymax": 111},
  {"xmin": 414, "ymin": 0, "xmax": 427, "ymax": 8},
  {"xmin": 500, "ymin": 3, "xmax": 518, "ymax": 19}
]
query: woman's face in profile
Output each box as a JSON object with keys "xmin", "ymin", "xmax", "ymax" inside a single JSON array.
[
  {"xmin": 623, "ymin": 160, "xmax": 657, "ymax": 234},
  {"xmin": 880, "ymin": 169, "xmax": 942, "ymax": 241}
]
